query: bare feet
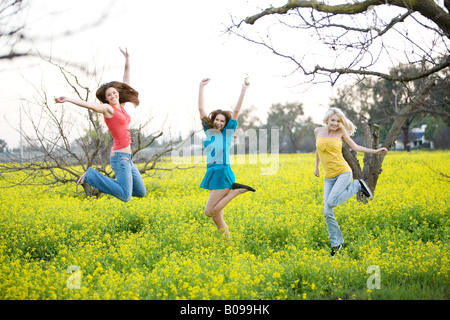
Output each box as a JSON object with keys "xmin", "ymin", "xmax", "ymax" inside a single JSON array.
[{"xmin": 76, "ymin": 172, "xmax": 87, "ymax": 187}]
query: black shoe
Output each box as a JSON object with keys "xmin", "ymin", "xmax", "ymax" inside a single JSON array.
[
  {"xmin": 359, "ymin": 179, "xmax": 373, "ymax": 200},
  {"xmin": 331, "ymin": 244, "xmax": 342, "ymax": 257},
  {"xmin": 231, "ymin": 183, "xmax": 256, "ymax": 192}
]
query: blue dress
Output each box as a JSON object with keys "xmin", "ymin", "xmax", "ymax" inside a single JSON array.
[{"xmin": 200, "ymin": 118, "xmax": 237, "ymax": 190}]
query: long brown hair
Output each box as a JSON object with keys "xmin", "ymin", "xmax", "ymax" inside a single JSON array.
[
  {"xmin": 202, "ymin": 109, "xmax": 232, "ymax": 131},
  {"xmin": 96, "ymin": 81, "xmax": 140, "ymax": 106}
]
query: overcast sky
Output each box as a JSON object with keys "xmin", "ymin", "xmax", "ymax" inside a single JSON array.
[
  {"xmin": 3, "ymin": 0, "xmax": 445, "ymax": 149},
  {"xmin": 0, "ymin": 0, "xmax": 342, "ymax": 148}
]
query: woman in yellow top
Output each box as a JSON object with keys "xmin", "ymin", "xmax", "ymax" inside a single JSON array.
[{"xmin": 314, "ymin": 108, "xmax": 388, "ymax": 257}]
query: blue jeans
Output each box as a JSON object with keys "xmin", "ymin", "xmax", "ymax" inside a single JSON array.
[
  {"xmin": 323, "ymin": 172, "xmax": 361, "ymax": 247},
  {"xmin": 84, "ymin": 152, "xmax": 146, "ymax": 202}
]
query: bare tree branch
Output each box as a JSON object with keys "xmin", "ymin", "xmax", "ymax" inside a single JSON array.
[
  {"xmin": 231, "ymin": 1, "xmax": 450, "ymax": 84},
  {"xmin": 243, "ymin": 0, "xmax": 450, "ymax": 38},
  {"xmin": 0, "ymin": 0, "xmax": 115, "ymax": 61},
  {"xmin": 310, "ymin": 55, "xmax": 450, "ymax": 82}
]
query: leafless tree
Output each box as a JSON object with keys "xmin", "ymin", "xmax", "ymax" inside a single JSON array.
[
  {"xmin": 0, "ymin": 0, "xmax": 113, "ymax": 62},
  {"xmin": 230, "ymin": 0, "xmax": 450, "ymax": 199},
  {"xmin": 0, "ymin": 57, "xmax": 194, "ymax": 197}
]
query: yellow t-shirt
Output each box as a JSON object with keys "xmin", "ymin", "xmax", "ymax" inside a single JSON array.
[{"xmin": 316, "ymin": 137, "xmax": 352, "ymax": 178}]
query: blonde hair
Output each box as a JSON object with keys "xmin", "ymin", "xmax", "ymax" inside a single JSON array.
[{"xmin": 323, "ymin": 108, "xmax": 356, "ymax": 136}]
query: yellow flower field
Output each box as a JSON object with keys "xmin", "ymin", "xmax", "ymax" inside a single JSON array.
[{"xmin": 0, "ymin": 151, "xmax": 448, "ymax": 300}]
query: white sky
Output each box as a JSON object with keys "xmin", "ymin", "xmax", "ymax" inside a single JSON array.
[
  {"xmin": 0, "ymin": 0, "xmax": 337, "ymax": 148},
  {"xmin": 1, "ymin": 0, "xmax": 446, "ymax": 148}
]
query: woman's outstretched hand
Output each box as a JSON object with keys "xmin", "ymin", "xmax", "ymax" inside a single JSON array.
[
  {"xmin": 54, "ymin": 96, "xmax": 68, "ymax": 104},
  {"xmin": 119, "ymin": 47, "xmax": 129, "ymax": 58},
  {"xmin": 376, "ymin": 147, "xmax": 389, "ymax": 154},
  {"xmin": 200, "ymin": 78, "xmax": 210, "ymax": 87}
]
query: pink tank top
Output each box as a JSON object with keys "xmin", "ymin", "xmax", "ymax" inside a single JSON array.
[{"xmin": 104, "ymin": 105, "xmax": 132, "ymax": 150}]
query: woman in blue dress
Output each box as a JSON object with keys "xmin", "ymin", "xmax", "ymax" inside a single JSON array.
[{"xmin": 198, "ymin": 78, "xmax": 255, "ymax": 239}]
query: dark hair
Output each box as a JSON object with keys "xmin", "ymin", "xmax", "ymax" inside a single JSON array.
[
  {"xmin": 202, "ymin": 109, "xmax": 232, "ymax": 131},
  {"xmin": 96, "ymin": 81, "xmax": 140, "ymax": 106}
]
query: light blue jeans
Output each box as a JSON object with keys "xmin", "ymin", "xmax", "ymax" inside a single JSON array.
[
  {"xmin": 323, "ymin": 172, "xmax": 361, "ymax": 247},
  {"xmin": 84, "ymin": 152, "xmax": 146, "ymax": 202}
]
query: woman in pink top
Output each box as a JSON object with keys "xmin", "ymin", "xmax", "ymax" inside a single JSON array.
[{"xmin": 55, "ymin": 48, "xmax": 146, "ymax": 202}]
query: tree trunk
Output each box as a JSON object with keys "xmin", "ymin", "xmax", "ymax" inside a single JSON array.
[
  {"xmin": 362, "ymin": 124, "xmax": 384, "ymax": 199},
  {"xmin": 79, "ymin": 182, "xmax": 102, "ymax": 198},
  {"xmin": 342, "ymin": 78, "xmax": 436, "ymax": 203},
  {"xmin": 343, "ymin": 123, "xmax": 382, "ymax": 203},
  {"xmin": 402, "ymin": 118, "xmax": 411, "ymax": 152}
]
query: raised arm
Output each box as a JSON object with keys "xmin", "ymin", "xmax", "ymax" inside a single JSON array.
[
  {"xmin": 342, "ymin": 129, "xmax": 388, "ymax": 154},
  {"xmin": 198, "ymin": 78, "xmax": 210, "ymax": 120},
  {"xmin": 120, "ymin": 47, "xmax": 130, "ymax": 85},
  {"xmin": 232, "ymin": 80, "xmax": 250, "ymax": 121},
  {"xmin": 54, "ymin": 96, "xmax": 113, "ymax": 117}
]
